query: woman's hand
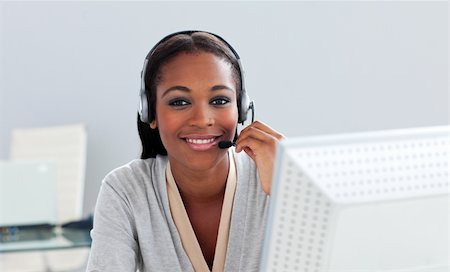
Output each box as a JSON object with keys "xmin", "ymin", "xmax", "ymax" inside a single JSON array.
[{"xmin": 235, "ymin": 120, "xmax": 285, "ymax": 195}]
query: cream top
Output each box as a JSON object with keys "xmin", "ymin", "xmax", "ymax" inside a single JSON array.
[{"xmin": 166, "ymin": 150, "xmax": 237, "ymax": 272}]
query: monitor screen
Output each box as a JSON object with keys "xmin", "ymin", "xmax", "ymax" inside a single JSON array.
[
  {"xmin": 260, "ymin": 126, "xmax": 449, "ymax": 272},
  {"xmin": 0, "ymin": 161, "xmax": 57, "ymax": 227}
]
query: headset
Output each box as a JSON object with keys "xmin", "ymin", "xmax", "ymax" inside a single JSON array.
[{"xmin": 138, "ymin": 30, "xmax": 254, "ymax": 126}]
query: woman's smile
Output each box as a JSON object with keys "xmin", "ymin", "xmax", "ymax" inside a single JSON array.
[
  {"xmin": 183, "ymin": 135, "xmax": 221, "ymax": 151},
  {"xmin": 180, "ymin": 132, "xmax": 230, "ymax": 151}
]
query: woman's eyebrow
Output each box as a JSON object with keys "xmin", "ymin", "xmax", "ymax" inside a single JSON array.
[
  {"xmin": 211, "ymin": 85, "xmax": 235, "ymax": 92},
  {"xmin": 162, "ymin": 84, "xmax": 234, "ymax": 97},
  {"xmin": 162, "ymin": 86, "xmax": 191, "ymax": 98}
]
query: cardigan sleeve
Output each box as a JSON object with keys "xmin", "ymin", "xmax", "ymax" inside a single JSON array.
[{"xmin": 86, "ymin": 178, "xmax": 140, "ymax": 272}]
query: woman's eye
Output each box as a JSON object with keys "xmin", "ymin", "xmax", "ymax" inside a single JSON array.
[
  {"xmin": 211, "ymin": 97, "xmax": 231, "ymax": 106},
  {"xmin": 168, "ymin": 99, "xmax": 190, "ymax": 107}
]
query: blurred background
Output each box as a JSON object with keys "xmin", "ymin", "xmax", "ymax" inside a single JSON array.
[
  {"xmin": 0, "ymin": 1, "xmax": 448, "ymax": 270},
  {"xmin": 1, "ymin": 1, "xmax": 447, "ymax": 216}
]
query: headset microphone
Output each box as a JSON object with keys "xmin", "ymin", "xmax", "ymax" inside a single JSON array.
[{"xmin": 218, "ymin": 141, "xmax": 235, "ymax": 149}]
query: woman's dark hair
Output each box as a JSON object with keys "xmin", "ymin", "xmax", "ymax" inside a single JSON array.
[{"xmin": 138, "ymin": 31, "xmax": 242, "ymax": 159}]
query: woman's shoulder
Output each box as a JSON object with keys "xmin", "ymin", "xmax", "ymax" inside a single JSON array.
[{"xmin": 101, "ymin": 155, "xmax": 168, "ymax": 195}]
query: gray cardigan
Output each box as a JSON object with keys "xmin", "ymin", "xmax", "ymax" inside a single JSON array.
[{"xmin": 86, "ymin": 152, "xmax": 269, "ymax": 272}]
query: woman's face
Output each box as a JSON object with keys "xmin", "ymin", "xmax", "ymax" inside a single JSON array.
[{"xmin": 153, "ymin": 52, "xmax": 238, "ymax": 171}]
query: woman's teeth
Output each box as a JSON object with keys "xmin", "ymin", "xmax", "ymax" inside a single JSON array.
[{"xmin": 186, "ymin": 138, "xmax": 215, "ymax": 144}]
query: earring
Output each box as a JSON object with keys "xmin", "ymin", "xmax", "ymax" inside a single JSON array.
[{"xmin": 150, "ymin": 120, "xmax": 157, "ymax": 129}]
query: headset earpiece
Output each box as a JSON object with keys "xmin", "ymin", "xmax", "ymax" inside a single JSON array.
[
  {"xmin": 238, "ymin": 92, "xmax": 251, "ymax": 124},
  {"xmin": 139, "ymin": 59, "xmax": 151, "ymax": 124},
  {"xmin": 139, "ymin": 90, "xmax": 149, "ymax": 124}
]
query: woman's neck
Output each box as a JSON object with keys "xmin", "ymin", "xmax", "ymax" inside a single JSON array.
[{"xmin": 168, "ymin": 154, "xmax": 230, "ymax": 205}]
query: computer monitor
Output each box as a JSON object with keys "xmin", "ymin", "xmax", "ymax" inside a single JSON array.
[
  {"xmin": 0, "ymin": 161, "xmax": 58, "ymax": 227},
  {"xmin": 260, "ymin": 126, "xmax": 449, "ymax": 272}
]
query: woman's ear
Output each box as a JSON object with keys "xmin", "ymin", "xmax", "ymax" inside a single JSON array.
[{"xmin": 150, "ymin": 119, "xmax": 158, "ymax": 129}]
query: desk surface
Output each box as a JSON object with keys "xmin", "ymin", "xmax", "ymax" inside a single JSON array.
[{"xmin": 0, "ymin": 227, "xmax": 91, "ymax": 253}]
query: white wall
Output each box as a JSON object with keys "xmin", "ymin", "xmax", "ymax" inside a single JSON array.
[
  {"xmin": 0, "ymin": 1, "xmax": 447, "ymax": 216},
  {"xmin": 0, "ymin": 3, "xmax": 5, "ymax": 152}
]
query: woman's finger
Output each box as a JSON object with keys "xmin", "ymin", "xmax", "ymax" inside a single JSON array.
[
  {"xmin": 240, "ymin": 120, "xmax": 285, "ymax": 140},
  {"xmin": 236, "ymin": 127, "xmax": 275, "ymax": 151}
]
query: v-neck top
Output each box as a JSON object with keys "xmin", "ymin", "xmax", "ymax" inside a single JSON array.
[
  {"xmin": 87, "ymin": 149, "xmax": 269, "ymax": 272},
  {"xmin": 166, "ymin": 149, "xmax": 237, "ymax": 272}
]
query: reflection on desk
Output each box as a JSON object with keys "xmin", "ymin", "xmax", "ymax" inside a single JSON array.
[{"xmin": 0, "ymin": 226, "xmax": 91, "ymax": 253}]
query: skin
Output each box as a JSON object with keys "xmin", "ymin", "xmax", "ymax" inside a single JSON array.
[{"xmin": 150, "ymin": 51, "xmax": 284, "ymax": 268}]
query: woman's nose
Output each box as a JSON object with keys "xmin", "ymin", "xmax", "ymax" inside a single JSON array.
[{"xmin": 189, "ymin": 104, "xmax": 214, "ymax": 128}]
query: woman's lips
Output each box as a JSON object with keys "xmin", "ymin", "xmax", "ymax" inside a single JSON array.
[
  {"xmin": 185, "ymin": 137, "xmax": 216, "ymax": 144},
  {"xmin": 182, "ymin": 136, "xmax": 222, "ymax": 151}
]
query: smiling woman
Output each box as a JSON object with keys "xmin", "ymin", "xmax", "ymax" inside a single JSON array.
[
  {"xmin": 86, "ymin": 31, "xmax": 284, "ymax": 272},
  {"xmin": 137, "ymin": 31, "xmax": 244, "ymax": 159}
]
